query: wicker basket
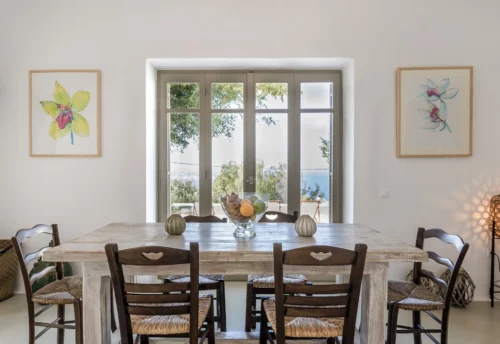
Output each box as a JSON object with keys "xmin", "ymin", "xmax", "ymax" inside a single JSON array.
[
  {"xmin": 0, "ymin": 240, "xmax": 18, "ymax": 302},
  {"xmin": 441, "ymin": 268, "xmax": 475, "ymax": 308},
  {"xmin": 405, "ymin": 269, "xmax": 441, "ymax": 295}
]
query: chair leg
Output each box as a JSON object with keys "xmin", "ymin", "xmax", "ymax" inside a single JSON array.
[
  {"xmin": 441, "ymin": 309, "xmax": 450, "ymax": 344},
  {"xmin": 215, "ymin": 283, "xmax": 221, "ymax": 329},
  {"xmin": 27, "ymin": 303, "xmax": 35, "ymax": 344},
  {"xmin": 29, "ymin": 321, "xmax": 35, "ymax": 344},
  {"xmin": 139, "ymin": 335, "xmax": 149, "ymax": 344},
  {"xmin": 111, "ymin": 283, "xmax": 117, "ymax": 333},
  {"xmin": 387, "ymin": 303, "xmax": 399, "ymax": 344},
  {"xmin": 245, "ymin": 282, "xmax": 253, "ymax": 332},
  {"xmin": 412, "ymin": 311, "xmax": 422, "ymax": 344},
  {"xmin": 259, "ymin": 306, "xmax": 268, "ymax": 344},
  {"xmin": 219, "ymin": 280, "xmax": 227, "ymax": 332},
  {"xmin": 57, "ymin": 304, "xmax": 65, "ymax": 344},
  {"xmin": 251, "ymin": 287, "xmax": 257, "ymax": 329},
  {"xmin": 73, "ymin": 299, "xmax": 83, "ymax": 344},
  {"xmin": 207, "ymin": 301, "xmax": 216, "ymax": 344}
]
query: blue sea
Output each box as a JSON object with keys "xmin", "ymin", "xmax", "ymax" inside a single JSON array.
[
  {"xmin": 301, "ymin": 171, "xmax": 330, "ymax": 201},
  {"xmin": 174, "ymin": 170, "xmax": 330, "ymax": 201}
]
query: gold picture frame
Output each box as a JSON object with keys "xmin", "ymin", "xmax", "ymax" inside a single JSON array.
[
  {"xmin": 397, "ymin": 66, "xmax": 473, "ymax": 158},
  {"xmin": 29, "ymin": 70, "xmax": 101, "ymax": 157}
]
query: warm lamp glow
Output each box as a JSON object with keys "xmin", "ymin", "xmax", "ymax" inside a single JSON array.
[{"xmin": 490, "ymin": 194, "xmax": 500, "ymax": 235}]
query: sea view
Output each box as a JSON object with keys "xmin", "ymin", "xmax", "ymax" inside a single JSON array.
[{"xmin": 171, "ymin": 170, "xmax": 330, "ymax": 201}]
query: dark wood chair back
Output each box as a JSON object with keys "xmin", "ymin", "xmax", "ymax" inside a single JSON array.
[
  {"xmin": 184, "ymin": 215, "xmax": 227, "ymax": 223},
  {"xmin": 412, "ymin": 227, "xmax": 469, "ymax": 309},
  {"xmin": 105, "ymin": 243, "xmax": 200, "ymax": 344},
  {"xmin": 259, "ymin": 211, "xmax": 299, "ymax": 223},
  {"xmin": 11, "ymin": 224, "xmax": 64, "ymax": 302},
  {"xmin": 272, "ymin": 243, "xmax": 367, "ymax": 344}
]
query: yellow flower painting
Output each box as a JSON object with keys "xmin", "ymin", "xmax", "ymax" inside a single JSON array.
[{"xmin": 39, "ymin": 82, "xmax": 90, "ymax": 145}]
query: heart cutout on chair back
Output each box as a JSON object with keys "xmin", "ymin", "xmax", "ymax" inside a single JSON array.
[
  {"xmin": 310, "ymin": 251, "xmax": 332, "ymax": 261},
  {"xmin": 142, "ymin": 252, "xmax": 164, "ymax": 260}
]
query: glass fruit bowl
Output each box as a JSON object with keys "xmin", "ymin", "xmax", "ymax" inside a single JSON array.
[{"xmin": 220, "ymin": 192, "xmax": 269, "ymax": 238}]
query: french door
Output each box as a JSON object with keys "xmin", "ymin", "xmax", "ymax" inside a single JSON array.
[{"xmin": 158, "ymin": 71, "xmax": 342, "ymax": 223}]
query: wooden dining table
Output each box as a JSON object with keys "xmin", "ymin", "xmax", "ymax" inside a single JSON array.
[{"xmin": 43, "ymin": 222, "xmax": 427, "ymax": 344}]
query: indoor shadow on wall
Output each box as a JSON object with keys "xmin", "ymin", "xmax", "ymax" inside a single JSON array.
[{"xmin": 442, "ymin": 174, "xmax": 500, "ymax": 248}]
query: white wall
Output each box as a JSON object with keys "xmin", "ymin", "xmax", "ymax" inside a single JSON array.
[{"xmin": 1, "ymin": 0, "xmax": 499, "ymax": 299}]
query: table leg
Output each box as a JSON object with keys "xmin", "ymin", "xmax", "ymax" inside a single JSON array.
[
  {"xmin": 83, "ymin": 262, "xmax": 111, "ymax": 344},
  {"xmin": 360, "ymin": 263, "xmax": 388, "ymax": 344}
]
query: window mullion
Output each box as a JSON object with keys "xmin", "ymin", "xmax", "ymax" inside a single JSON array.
[
  {"xmin": 244, "ymin": 72, "xmax": 255, "ymax": 193},
  {"xmin": 331, "ymin": 72, "xmax": 343, "ymax": 223},
  {"xmin": 158, "ymin": 76, "xmax": 168, "ymax": 221},
  {"xmin": 199, "ymin": 74, "xmax": 212, "ymax": 216},
  {"xmin": 288, "ymin": 74, "xmax": 300, "ymax": 216}
]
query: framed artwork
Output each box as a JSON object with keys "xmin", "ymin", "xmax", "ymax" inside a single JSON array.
[
  {"xmin": 397, "ymin": 66, "xmax": 473, "ymax": 158},
  {"xmin": 30, "ymin": 70, "xmax": 101, "ymax": 157}
]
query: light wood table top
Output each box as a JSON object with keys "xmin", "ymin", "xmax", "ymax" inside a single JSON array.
[{"xmin": 44, "ymin": 222, "xmax": 427, "ymax": 263}]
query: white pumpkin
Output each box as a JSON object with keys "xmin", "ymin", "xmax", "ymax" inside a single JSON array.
[
  {"xmin": 165, "ymin": 214, "xmax": 186, "ymax": 235},
  {"xmin": 295, "ymin": 215, "xmax": 317, "ymax": 237}
]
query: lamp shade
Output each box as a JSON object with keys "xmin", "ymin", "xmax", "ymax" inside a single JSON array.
[{"xmin": 490, "ymin": 194, "xmax": 500, "ymax": 235}]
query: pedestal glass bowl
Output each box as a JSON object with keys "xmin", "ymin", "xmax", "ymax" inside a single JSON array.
[{"xmin": 220, "ymin": 192, "xmax": 269, "ymax": 238}]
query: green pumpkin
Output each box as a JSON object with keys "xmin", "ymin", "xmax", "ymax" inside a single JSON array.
[
  {"xmin": 165, "ymin": 214, "xmax": 186, "ymax": 235},
  {"xmin": 295, "ymin": 215, "xmax": 317, "ymax": 237},
  {"xmin": 29, "ymin": 258, "xmax": 73, "ymax": 293}
]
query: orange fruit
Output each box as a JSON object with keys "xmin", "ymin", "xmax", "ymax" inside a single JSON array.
[
  {"xmin": 240, "ymin": 203, "xmax": 255, "ymax": 217},
  {"xmin": 240, "ymin": 199, "xmax": 252, "ymax": 206}
]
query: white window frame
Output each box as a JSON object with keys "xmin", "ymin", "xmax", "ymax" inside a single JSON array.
[{"xmin": 157, "ymin": 70, "xmax": 342, "ymax": 223}]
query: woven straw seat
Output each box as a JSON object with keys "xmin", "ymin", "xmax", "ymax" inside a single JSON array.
[
  {"xmin": 263, "ymin": 298, "xmax": 344, "ymax": 338},
  {"xmin": 131, "ymin": 295, "xmax": 212, "ymax": 335},
  {"xmin": 32, "ymin": 276, "xmax": 82, "ymax": 305},
  {"xmin": 165, "ymin": 275, "xmax": 223, "ymax": 284},
  {"xmin": 388, "ymin": 280, "xmax": 445, "ymax": 311},
  {"xmin": 248, "ymin": 274, "xmax": 307, "ymax": 288}
]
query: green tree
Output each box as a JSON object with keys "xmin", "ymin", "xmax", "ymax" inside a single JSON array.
[
  {"xmin": 301, "ymin": 182, "xmax": 325, "ymax": 201},
  {"xmin": 212, "ymin": 162, "xmax": 243, "ymax": 202},
  {"xmin": 256, "ymin": 162, "xmax": 287, "ymax": 201},
  {"xmin": 169, "ymin": 83, "xmax": 287, "ymax": 152},
  {"xmin": 171, "ymin": 179, "xmax": 198, "ymax": 203},
  {"xmin": 211, "ymin": 161, "xmax": 288, "ymax": 202},
  {"xmin": 319, "ymin": 137, "xmax": 330, "ymax": 164}
]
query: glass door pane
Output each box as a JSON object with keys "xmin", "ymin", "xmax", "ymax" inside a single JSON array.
[
  {"xmin": 256, "ymin": 113, "xmax": 288, "ymax": 212},
  {"xmin": 300, "ymin": 113, "xmax": 331, "ymax": 223},
  {"xmin": 300, "ymin": 82, "xmax": 333, "ymax": 109},
  {"xmin": 212, "ymin": 83, "xmax": 244, "ymax": 109},
  {"xmin": 167, "ymin": 82, "xmax": 200, "ymax": 109},
  {"xmin": 211, "ymin": 113, "xmax": 244, "ymax": 218},
  {"xmin": 255, "ymin": 83, "xmax": 288, "ymax": 109},
  {"xmin": 169, "ymin": 113, "xmax": 200, "ymax": 217}
]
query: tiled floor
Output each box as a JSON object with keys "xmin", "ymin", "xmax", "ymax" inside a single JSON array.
[{"xmin": 0, "ymin": 282, "xmax": 499, "ymax": 343}]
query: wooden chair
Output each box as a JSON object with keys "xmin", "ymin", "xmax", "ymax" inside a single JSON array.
[
  {"xmin": 245, "ymin": 211, "xmax": 307, "ymax": 332},
  {"xmin": 259, "ymin": 211, "xmax": 298, "ymax": 223},
  {"xmin": 106, "ymin": 242, "xmax": 215, "ymax": 344},
  {"xmin": 11, "ymin": 224, "xmax": 83, "ymax": 344},
  {"xmin": 184, "ymin": 215, "xmax": 227, "ymax": 223},
  {"xmin": 260, "ymin": 243, "xmax": 367, "ymax": 344},
  {"xmin": 163, "ymin": 215, "xmax": 227, "ymax": 332},
  {"xmin": 386, "ymin": 228, "xmax": 470, "ymax": 344}
]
